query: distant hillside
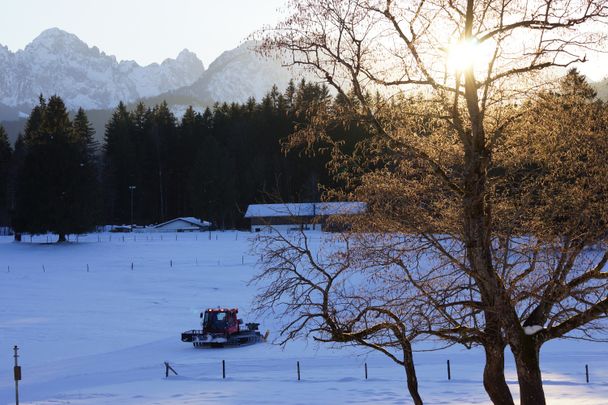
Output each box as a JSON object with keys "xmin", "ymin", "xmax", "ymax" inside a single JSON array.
[{"xmin": 593, "ymin": 78, "xmax": 608, "ymax": 100}]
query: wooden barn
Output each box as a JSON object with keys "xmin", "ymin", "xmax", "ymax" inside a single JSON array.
[{"xmin": 244, "ymin": 202, "xmax": 366, "ymax": 232}]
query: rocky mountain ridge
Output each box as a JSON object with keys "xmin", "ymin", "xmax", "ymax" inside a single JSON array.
[{"xmin": 0, "ymin": 28, "xmax": 205, "ymax": 113}]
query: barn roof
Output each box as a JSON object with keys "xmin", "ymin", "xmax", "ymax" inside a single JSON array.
[
  {"xmin": 244, "ymin": 202, "xmax": 366, "ymax": 218},
  {"xmin": 154, "ymin": 217, "xmax": 212, "ymax": 229}
]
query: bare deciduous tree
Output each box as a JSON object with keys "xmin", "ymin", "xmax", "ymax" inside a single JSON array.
[
  {"xmin": 252, "ymin": 230, "xmax": 429, "ymax": 404},
  {"xmin": 255, "ymin": 1, "xmax": 608, "ymax": 404}
]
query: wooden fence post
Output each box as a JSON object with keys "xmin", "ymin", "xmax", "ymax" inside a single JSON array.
[
  {"xmin": 365, "ymin": 362, "xmax": 368, "ymax": 380},
  {"xmin": 222, "ymin": 360, "xmax": 226, "ymax": 379},
  {"xmin": 447, "ymin": 360, "xmax": 451, "ymax": 380},
  {"xmin": 164, "ymin": 362, "xmax": 178, "ymax": 378},
  {"xmin": 586, "ymin": 364, "xmax": 589, "ymax": 383},
  {"xmin": 297, "ymin": 361, "xmax": 301, "ymax": 381}
]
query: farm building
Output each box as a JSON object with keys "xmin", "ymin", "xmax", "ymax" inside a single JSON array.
[
  {"xmin": 244, "ymin": 202, "xmax": 366, "ymax": 232},
  {"xmin": 152, "ymin": 217, "xmax": 211, "ymax": 232}
]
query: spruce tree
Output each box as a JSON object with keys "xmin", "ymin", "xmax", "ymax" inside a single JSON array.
[
  {"xmin": 0, "ymin": 125, "xmax": 12, "ymax": 226},
  {"xmin": 73, "ymin": 108, "xmax": 99, "ymax": 160},
  {"xmin": 70, "ymin": 108, "xmax": 100, "ymax": 234},
  {"xmin": 102, "ymin": 102, "xmax": 135, "ymax": 224},
  {"xmin": 15, "ymin": 96, "xmax": 98, "ymax": 242},
  {"xmin": 9, "ymin": 134, "xmax": 26, "ymax": 240},
  {"xmin": 152, "ymin": 101, "xmax": 176, "ymax": 221}
]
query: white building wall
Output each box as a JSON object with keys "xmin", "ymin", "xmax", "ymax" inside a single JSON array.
[
  {"xmin": 250, "ymin": 223, "xmax": 314, "ymax": 233},
  {"xmin": 156, "ymin": 219, "xmax": 199, "ymax": 231}
]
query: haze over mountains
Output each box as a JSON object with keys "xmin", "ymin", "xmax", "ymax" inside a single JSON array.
[
  {"xmin": 0, "ymin": 28, "xmax": 297, "ymax": 124},
  {"xmin": 5, "ymin": 27, "xmax": 603, "ymax": 143}
]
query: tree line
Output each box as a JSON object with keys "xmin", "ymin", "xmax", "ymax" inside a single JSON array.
[{"xmin": 0, "ymin": 80, "xmax": 368, "ymax": 237}]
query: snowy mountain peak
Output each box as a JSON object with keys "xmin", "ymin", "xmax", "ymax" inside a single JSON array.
[
  {"xmin": 0, "ymin": 30, "xmax": 301, "ymax": 119},
  {"xmin": 0, "ymin": 44, "xmax": 10, "ymax": 58},
  {"xmin": 0, "ymin": 28, "xmax": 205, "ymax": 110},
  {"xmin": 162, "ymin": 49, "xmax": 205, "ymax": 70},
  {"xmin": 170, "ymin": 40, "xmax": 299, "ymax": 105},
  {"xmin": 176, "ymin": 48, "xmax": 198, "ymax": 62},
  {"xmin": 31, "ymin": 27, "xmax": 78, "ymax": 44},
  {"xmin": 27, "ymin": 28, "xmax": 87, "ymax": 53}
]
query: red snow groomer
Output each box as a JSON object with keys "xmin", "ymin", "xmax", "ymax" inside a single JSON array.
[{"xmin": 181, "ymin": 307, "xmax": 267, "ymax": 347}]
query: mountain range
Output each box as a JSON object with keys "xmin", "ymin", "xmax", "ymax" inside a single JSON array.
[
  {"xmin": 0, "ymin": 28, "xmax": 299, "ymax": 127},
  {"xmin": 6, "ymin": 28, "xmax": 604, "ymax": 144}
]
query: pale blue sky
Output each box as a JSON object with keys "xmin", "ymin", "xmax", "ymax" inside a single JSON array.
[
  {"xmin": 0, "ymin": 0, "xmax": 286, "ymax": 67},
  {"xmin": 1, "ymin": 0, "xmax": 605, "ymax": 80}
]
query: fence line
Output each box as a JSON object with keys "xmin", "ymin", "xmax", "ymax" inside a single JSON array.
[
  {"xmin": 0, "ymin": 230, "xmax": 332, "ymax": 245},
  {"xmin": 0, "ymin": 255, "xmax": 263, "ymax": 274}
]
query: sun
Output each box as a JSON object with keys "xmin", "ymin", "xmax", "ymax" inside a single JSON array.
[{"xmin": 446, "ymin": 38, "xmax": 482, "ymax": 72}]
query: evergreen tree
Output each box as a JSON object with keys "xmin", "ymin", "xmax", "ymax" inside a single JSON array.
[
  {"xmin": 0, "ymin": 125, "xmax": 12, "ymax": 226},
  {"xmin": 9, "ymin": 134, "xmax": 26, "ymax": 239},
  {"xmin": 96, "ymin": 83, "xmax": 372, "ymax": 228},
  {"xmin": 71, "ymin": 108, "xmax": 101, "ymax": 233},
  {"xmin": 130, "ymin": 102, "xmax": 154, "ymax": 225},
  {"xmin": 15, "ymin": 96, "xmax": 98, "ymax": 242},
  {"xmin": 103, "ymin": 102, "xmax": 135, "ymax": 224},
  {"xmin": 152, "ymin": 101, "xmax": 177, "ymax": 221},
  {"xmin": 558, "ymin": 68, "xmax": 597, "ymax": 99},
  {"xmin": 177, "ymin": 106, "xmax": 205, "ymax": 215},
  {"xmin": 73, "ymin": 108, "xmax": 99, "ymax": 160}
]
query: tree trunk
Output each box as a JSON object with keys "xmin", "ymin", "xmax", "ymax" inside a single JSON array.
[
  {"xmin": 14, "ymin": 232, "xmax": 21, "ymax": 242},
  {"xmin": 402, "ymin": 340, "xmax": 424, "ymax": 405},
  {"xmin": 511, "ymin": 338, "xmax": 546, "ymax": 405},
  {"xmin": 460, "ymin": 28, "xmax": 518, "ymax": 405},
  {"xmin": 483, "ymin": 343, "xmax": 514, "ymax": 405},
  {"xmin": 57, "ymin": 233, "xmax": 67, "ymax": 243}
]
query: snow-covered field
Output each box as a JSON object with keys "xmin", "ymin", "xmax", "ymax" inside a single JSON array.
[{"xmin": 0, "ymin": 231, "xmax": 606, "ymax": 405}]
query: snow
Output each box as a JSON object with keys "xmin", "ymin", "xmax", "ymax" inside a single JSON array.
[
  {"xmin": 524, "ymin": 325, "xmax": 545, "ymax": 335},
  {"xmin": 0, "ymin": 231, "xmax": 606, "ymax": 404},
  {"xmin": 244, "ymin": 202, "xmax": 366, "ymax": 218},
  {"xmin": 176, "ymin": 41, "xmax": 311, "ymax": 106},
  {"xmin": 0, "ymin": 28, "xmax": 205, "ymax": 110},
  {"xmin": 153, "ymin": 217, "xmax": 211, "ymax": 230}
]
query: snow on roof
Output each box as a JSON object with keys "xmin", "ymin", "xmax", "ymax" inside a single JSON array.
[
  {"xmin": 316, "ymin": 202, "xmax": 367, "ymax": 216},
  {"xmin": 244, "ymin": 202, "xmax": 366, "ymax": 218},
  {"xmin": 154, "ymin": 217, "xmax": 211, "ymax": 228}
]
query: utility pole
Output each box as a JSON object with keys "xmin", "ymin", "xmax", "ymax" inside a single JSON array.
[
  {"xmin": 13, "ymin": 345, "xmax": 21, "ymax": 405},
  {"xmin": 129, "ymin": 186, "xmax": 136, "ymax": 227}
]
